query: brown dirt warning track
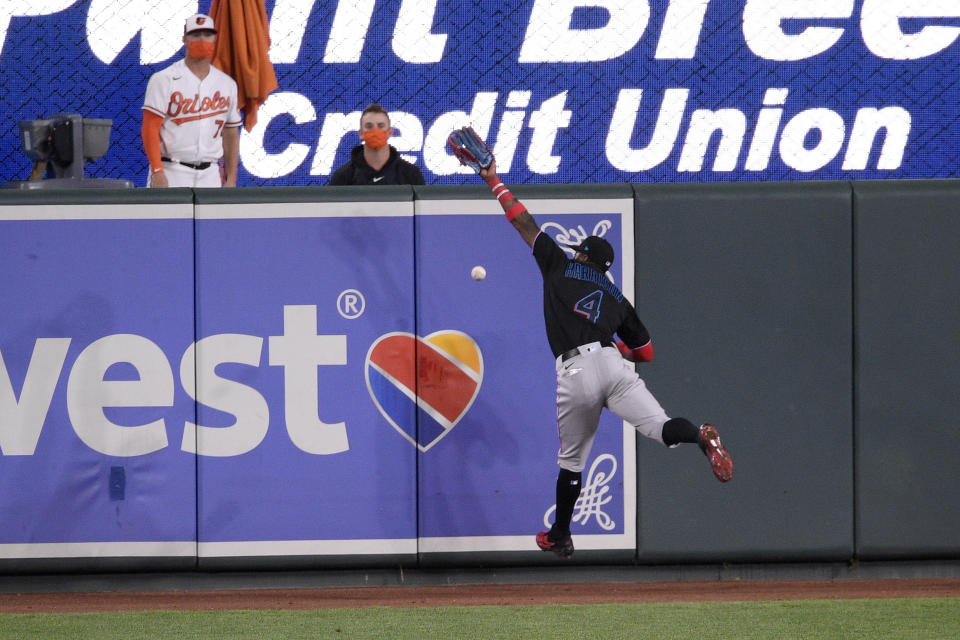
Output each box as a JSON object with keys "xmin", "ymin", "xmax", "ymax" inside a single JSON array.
[{"xmin": 0, "ymin": 578, "xmax": 957, "ymax": 613}]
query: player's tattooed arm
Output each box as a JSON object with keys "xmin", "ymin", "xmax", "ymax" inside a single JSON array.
[
  {"xmin": 480, "ymin": 160, "xmax": 539, "ymax": 248},
  {"xmin": 508, "ymin": 209, "xmax": 540, "ymax": 248}
]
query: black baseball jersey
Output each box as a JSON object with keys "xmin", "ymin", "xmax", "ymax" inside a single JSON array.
[{"xmin": 533, "ymin": 232, "xmax": 650, "ymax": 358}]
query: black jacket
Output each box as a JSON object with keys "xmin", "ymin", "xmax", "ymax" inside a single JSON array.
[{"xmin": 328, "ymin": 145, "xmax": 426, "ymax": 185}]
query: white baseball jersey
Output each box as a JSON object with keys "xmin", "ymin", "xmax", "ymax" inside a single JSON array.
[{"xmin": 142, "ymin": 59, "xmax": 241, "ymax": 164}]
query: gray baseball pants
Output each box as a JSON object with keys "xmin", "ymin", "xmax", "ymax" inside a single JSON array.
[{"xmin": 554, "ymin": 342, "xmax": 669, "ymax": 472}]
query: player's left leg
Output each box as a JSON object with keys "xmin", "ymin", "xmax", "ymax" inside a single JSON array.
[
  {"xmin": 545, "ymin": 404, "xmax": 599, "ymax": 558},
  {"xmin": 554, "ymin": 351, "xmax": 605, "ymax": 473},
  {"xmin": 541, "ymin": 354, "xmax": 604, "ymax": 557},
  {"xmin": 536, "ymin": 467, "xmax": 579, "ymax": 558}
]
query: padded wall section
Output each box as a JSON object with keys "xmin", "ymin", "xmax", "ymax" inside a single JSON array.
[
  {"xmin": 633, "ymin": 182, "xmax": 854, "ymax": 562},
  {"xmin": 191, "ymin": 187, "xmax": 419, "ymax": 569},
  {"xmin": 413, "ymin": 184, "xmax": 639, "ymax": 565},
  {"xmin": 0, "ymin": 189, "xmax": 197, "ymax": 572},
  {"xmin": 853, "ymin": 180, "xmax": 960, "ymax": 559},
  {"xmin": 3, "ymin": 179, "xmax": 959, "ymax": 573}
]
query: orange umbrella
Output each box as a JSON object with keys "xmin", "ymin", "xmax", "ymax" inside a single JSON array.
[{"xmin": 210, "ymin": 0, "xmax": 278, "ymax": 132}]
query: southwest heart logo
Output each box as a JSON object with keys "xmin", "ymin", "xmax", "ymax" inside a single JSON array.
[{"xmin": 365, "ymin": 331, "xmax": 483, "ymax": 452}]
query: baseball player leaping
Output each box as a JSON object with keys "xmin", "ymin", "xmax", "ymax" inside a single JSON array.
[
  {"xmin": 141, "ymin": 14, "xmax": 242, "ymax": 188},
  {"xmin": 448, "ymin": 127, "xmax": 733, "ymax": 559}
]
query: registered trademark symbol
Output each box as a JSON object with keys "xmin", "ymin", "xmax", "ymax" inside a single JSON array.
[{"xmin": 337, "ymin": 289, "xmax": 365, "ymax": 319}]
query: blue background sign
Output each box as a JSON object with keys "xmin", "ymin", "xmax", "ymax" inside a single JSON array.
[
  {"xmin": 0, "ymin": 206, "xmax": 197, "ymax": 548},
  {"xmin": 1, "ymin": 1, "xmax": 958, "ymax": 186},
  {"xmin": 0, "ymin": 194, "xmax": 636, "ymax": 557}
]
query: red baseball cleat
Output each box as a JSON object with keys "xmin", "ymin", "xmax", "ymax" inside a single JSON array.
[
  {"xmin": 536, "ymin": 530, "xmax": 574, "ymax": 558},
  {"xmin": 699, "ymin": 424, "xmax": 733, "ymax": 482}
]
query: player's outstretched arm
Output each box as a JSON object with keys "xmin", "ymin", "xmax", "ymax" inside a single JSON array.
[
  {"xmin": 479, "ymin": 160, "xmax": 539, "ymax": 248},
  {"xmin": 448, "ymin": 126, "xmax": 539, "ymax": 247}
]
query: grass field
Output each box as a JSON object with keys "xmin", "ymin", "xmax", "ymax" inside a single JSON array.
[{"xmin": 1, "ymin": 598, "xmax": 956, "ymax": 639}]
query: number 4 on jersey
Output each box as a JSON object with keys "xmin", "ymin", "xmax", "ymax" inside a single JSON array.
[{"xmin": 574, "ymin": 290, "xmax": 603, "ymax": 323}]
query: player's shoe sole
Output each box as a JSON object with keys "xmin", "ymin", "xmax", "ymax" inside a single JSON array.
[
  {"xmin": 699, "ymin": 424, "xmax": 733, "ymax": 482},
  {"xmin": 536, "ymin": 531, "xmax": 574, "ymax": 558}
]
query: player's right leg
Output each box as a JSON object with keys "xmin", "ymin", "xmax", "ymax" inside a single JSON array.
[
  {"xmin": 605, "ymin": 358, "xmax": 733, "ymax": 481},
  {"xmin": 605, "ymin": 356, "xmax": 670, "ymax": 443},
  {"xmin": 698, "ymin": 423, "xmax": 733, "ymax": 482},
  {"xmin": 661, "ymin": 418, "xmax": 734, "ymax": 482}
]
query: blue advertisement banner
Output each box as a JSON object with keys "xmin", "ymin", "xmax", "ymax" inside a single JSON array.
[
  {"xmin": 192, "ymin": 201, "xmax": 419, "ymax": 554},
  {"xmin": 0, "ymin": 203, "xmax": 197, "ymax": 555},
  {"xmin": 414, "ymin": 197, "xmax": 636, "ymax": 553},
  {"xmin": 0, "ymin": 193, "xmax": 635, "ymax": 559},
  {"xmin": 1, "ymin": 1, "xmax": 958, "ymax": 187}
]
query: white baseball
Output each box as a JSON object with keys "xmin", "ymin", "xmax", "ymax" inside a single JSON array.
[{"xmin": 471, "ymin": 265, "xmax": 486, "ymax": 281}]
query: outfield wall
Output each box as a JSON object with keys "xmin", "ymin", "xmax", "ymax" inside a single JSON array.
[{"xmin": 0, "ymin": 181, "xmax": 957, "ymax": 573}]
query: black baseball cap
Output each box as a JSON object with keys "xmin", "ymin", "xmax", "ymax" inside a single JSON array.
[{"xmin": 567, "ymin": 236, "xmax": 614, "ymax": 271}]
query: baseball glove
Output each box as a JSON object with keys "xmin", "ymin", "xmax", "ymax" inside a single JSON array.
[{"xmin": 447, "ymin": 126, "xmax": 494, "ymax": 173}]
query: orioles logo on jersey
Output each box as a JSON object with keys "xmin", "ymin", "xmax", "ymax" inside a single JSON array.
[{"xmin": 166, "ymin": 90, "xmax": 231, "ymax": 125}]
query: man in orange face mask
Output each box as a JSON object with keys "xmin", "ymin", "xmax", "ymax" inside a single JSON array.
[
  {"xmin": 141, "ymin": 14, "xmax": 241, "ymax": 188},
  {"xmin": 328, "ymin": 104, "xmax": 426, "ymax": 186}
]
